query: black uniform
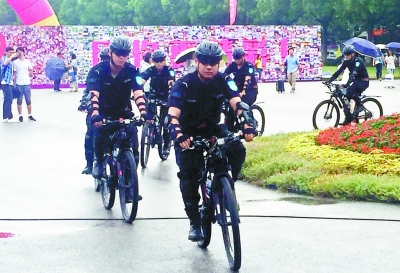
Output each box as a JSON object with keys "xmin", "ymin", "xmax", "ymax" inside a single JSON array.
[
  {"xmin": 224, "ymin": 60, "xmax": 258, "ymax": 106},
  {"xmin": 78, "ymin": 88, "xmax": 94, "ymax": 171},
  {"xmin": 328, "ymin": 57, "xmax": 369, "ymax": 110},
  {"xmin": 168, "ymin": 71, "xmax": 246, "ymax": 227},
  {"xmin": 141, "ymin": 66, "xmax": 175, "ymax": 102},
  {"xmin": 142, "ymin": 65, "xmax": 175, "ymax": 148},
  {"xmin": 86, "ymin": 61, "xmax": 143, "ymax": 165}
]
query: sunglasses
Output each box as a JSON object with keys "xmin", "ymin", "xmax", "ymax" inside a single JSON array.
[
  {"xmin": 233, "ymin": 56, "xmax": 244, "ymax": 60},
  {"xmin": 152, "ymin": 57, "xmax": 165, "ymax": 63},
  {"xmin": 197, "ymin": 55, "xmax": 221, "ymax": 66},
  {"xmin": 112, "ymin": 49, "xmax": 130, "ymax": 57}
]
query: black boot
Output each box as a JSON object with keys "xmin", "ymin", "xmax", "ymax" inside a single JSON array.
[
  {"xmin": 92, "ymin": 161, "xmax": 104, "ymax": 179},
  {"xmin": 163, "ymin": 143, "xmax": 171, "ymax": 156},
  {"xmin": 81, "ymin": 164, "xmax": 92, "ymax": 175},
  {"xmin": 184, "ymin": 202, "xmax": 203, "ymax": 241},
  {"xmin": 188, "ymin": 225, "xmax": 203, "ymax": 241}
]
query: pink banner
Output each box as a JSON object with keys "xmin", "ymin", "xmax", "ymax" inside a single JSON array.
[
  {"xmin": 0, "ymin": 33, "xmax": 6, "ymax": 56},
  {"xmin": 229, "ymin": 0, "xmax": 237, "ymax": 25}
]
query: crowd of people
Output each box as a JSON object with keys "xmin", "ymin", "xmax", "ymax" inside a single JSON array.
[{"xmin": 0, "ymin": 24, "xmax": 323, "ymax": 87}]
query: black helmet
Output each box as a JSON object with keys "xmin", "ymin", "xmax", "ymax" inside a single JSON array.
[
  {"xmin": 151, "ymin": 49, "xmax": 166, "ymax": 62},
  {"xmin": 232, "ymin": 47, "xmax": 245, "ymax": 59},
  {"xmin": 343, "ymin": 45, "xmax": 355, "ymax": 55},
  {"xmin": 99, "ymin": 47, "xmax": 110, "ymax": 61},
  {"xmin": 109, "ymin": 36, "xmax": 132, "ymax": 56},
  {"xmin": 195, "ymin": 41, "xmax": 222, "ymax": 65}
]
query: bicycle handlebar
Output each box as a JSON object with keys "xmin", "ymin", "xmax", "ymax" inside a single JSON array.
[{"xmin": 102, "ymin": 117, "xmax": 141, "ymax": 126}]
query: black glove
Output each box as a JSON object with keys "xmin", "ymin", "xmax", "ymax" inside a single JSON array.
[
  {"xmin": 175, "ymin": 134, "xmax": 190, "ymax": 145},
  {"xmin": 242, "ymin": 126, "xmax": 256, "ymax": 135},
  {"xmin": 90, "ymin": 114, "xmax": 102, "ymax": 124},
  {"xmin": 124, "ymin": 110, "xmax": 134, "ymax": 119}
]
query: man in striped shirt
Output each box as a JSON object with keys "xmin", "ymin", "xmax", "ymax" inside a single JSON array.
[{"xmin": 1, "ymin": 47, "xmax": 18, "ymax": 122}]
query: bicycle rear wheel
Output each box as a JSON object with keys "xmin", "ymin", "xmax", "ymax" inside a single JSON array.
[
  {"xmin": 198, "ymin": 184, "xmax": 212, "ymax": 248},
  {"xmin": 312, "ymin": 100, "xmax": 340, "ymax": 130},
  {"xmin": 140, "ymin": 123, "xmax": 152, "ymax": 168},
  {"xmin": 358, "ymin": 98, "xmax": 383, "ymax": 122},
  {"xmin": 250, "ymin": 104, "xmax": 265, "ymax": 136},
  {"xmin": 118, "ymin": 150, "xmax": 140, "ymax": 223},
  {"xmin": 101, "ymin": 159, "xmax": 116, "ymax": 210},
  {"xmin": 218, "ymin": 177, "xmax": 241, "ymax": 271},
  {"xmin": 157, "ymin": 124, "xmax": 171, "ymax": 161}
]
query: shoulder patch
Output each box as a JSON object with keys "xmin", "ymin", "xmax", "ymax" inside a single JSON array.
[
  {"xmin": 135, "ymin": 76, "xmax": 143, "ymax": 85},
  {"xmin": 248, "ymin": 67, "xmax": 254, "ymax": 74},
  {"xmin": 355, "ymin": 62, "xmax": 360, "ymax": 67},
  {"xmin": 169, "ymin": 70, "xmax": 175, "ymax": 77},
  {"xmin": 227, "ymin": 80, "xmax": 238, "ymax": 92}
]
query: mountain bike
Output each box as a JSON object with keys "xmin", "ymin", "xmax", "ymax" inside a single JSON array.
[
  {"xmin": 249, "ymin": 102, "xmax": 265, "ymax": 136},
  {"xmin": 312, "ymin": 82, "xmax": 383, "ymax": 130},
  {"xmin": 95, "ymin": 117, "xmax": 142, "ymax": 223},
  {"xmin": 191, "ymin": 133, "xmax": 249, "ymax": 271},
  {"xmin": 223, "ymin": 100, "xmax": 265, "ymax": 136},
  {"xmin": 140, "ymin": 97, "xmax": 172, "ymax": 168}
]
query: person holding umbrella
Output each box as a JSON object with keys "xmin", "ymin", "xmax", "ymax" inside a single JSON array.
[
  {"xmin": 53, "ymin": 52, "xmax": 66, "ymax": 92},
  {"xmin": 325, "ymin": 45, "xmax": 369, "ymax": 126}
]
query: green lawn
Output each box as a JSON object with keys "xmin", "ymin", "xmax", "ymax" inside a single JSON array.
[{"xmin": 323, "ymin": 65, "xmax": 400, "ymax": 80}]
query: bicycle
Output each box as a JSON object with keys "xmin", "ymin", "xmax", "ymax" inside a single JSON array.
[
  {"xmin": 249, "ymin": 102, "xmax": 265, "ymax": 136},
  {"xmin": 94, "ymin": 117, "xmax": 143, "ymax": 223},
  {"xmin": 222, "ymin": 100, "xmax": 265, "ymax": 136},
  {"xmin": 140, "ymin": 97, "xmax": 172, "ymax": 168},
  {"xmin": 190, "ymin": 133, "xmax": 249, "ymax": 271},
  {"xmin": 312, "ymin": 82, "xmax": 383, "ymax": 130}
]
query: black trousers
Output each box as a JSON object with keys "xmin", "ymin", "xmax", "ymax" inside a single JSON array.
[
  {"xmin": 2, "ymin": 84, "xmax": 13, "ymax": 119},
  {"xmin": 93, "ymin": 123, "xmax": 140, "ymax": 166},
  {"xmin": 54, "ymin": 78, "xmax": 61, "ymax": 90},
  {"xmin": 174, "ymin": 124, "xmax": 246, "ymax": 225}
]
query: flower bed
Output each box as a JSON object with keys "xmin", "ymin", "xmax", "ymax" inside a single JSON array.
[{"xmin": 316, "ymin": 113, "xmax": 400, "ymax": 155}]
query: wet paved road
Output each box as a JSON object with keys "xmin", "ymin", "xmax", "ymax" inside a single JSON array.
[{"xmin": 1, "ymin": 80, "xmax": 400, "ymax": 272}]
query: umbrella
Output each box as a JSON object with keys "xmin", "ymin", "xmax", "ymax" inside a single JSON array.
[
  {"xmin": 174, "ymin": 47, "xmax": 228, "ymax": 64},
  {"xmin": 386, "ymin": 42, "xmax": 400, "ymax": 49},
  {"xmin": 343, "ymin": 37, "xmax": 380, "ymax": 58},
  {"xmin": 45, "ymin": 57, "xmax": 66, "ymax": 80},
  {"xmin": 376, "ymin": 44, "xmax": 387, "ymax": 50}
]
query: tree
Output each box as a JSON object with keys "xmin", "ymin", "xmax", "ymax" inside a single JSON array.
[
  {"xmin": 343, "ymin": 0, "xmax": 400, "ymax": 43},
  {"xmin": 127, "ymin": 0, "xmax": 171, "ymax": 25},
  {"xmin": 188, "ymin": 0, "xmax": 228, "ymax": 25},
  {"xmin": 0, "ymin": 0, "xmax": 20, "ymax": 25},
  {"xmin": 301, "ymin": 0, "xmax": 344, "ymax": 60},
  {"xmin": 253, "ymin": 0, "xmax": 305, "ymax": 25},
  {"xmin": 161, "ymin": 0, "xmax": 191, "ymax": 25}
]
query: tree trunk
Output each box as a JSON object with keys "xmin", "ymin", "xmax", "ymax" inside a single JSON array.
[{"xmin": 321, "ymin": 24, "xmax": 328, "ymax": 61}]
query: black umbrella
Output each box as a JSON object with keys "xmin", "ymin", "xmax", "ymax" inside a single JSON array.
[{"xmin": 45, "ymin": 57, "xmax": 66, "ymax": 80}]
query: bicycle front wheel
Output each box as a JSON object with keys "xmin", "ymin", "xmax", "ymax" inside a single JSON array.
[
  {"xmin": 198, "ymin": 185, "xmax": 212, "ymax": 248},
  {"xmin": 218, "ymin": 177, "xmax": 241, "ymax": 271},
  {"xmin": 312, "ymin": 100, "xmax": 340, "ymax": 130},
  {"xmin": 101, "ymin": 159, "xmax": 116, "ymax": 210},
  {"xmin": 118, "ymin": 151, "xmax": 140, "ymax": 223},
  {"xmin": 157, "ymin": 124, "xmax": 171, "ymax": 161},
  {"xmin": 359, "ymin": 98, "xmax": 383, "ymax": 122},
  {"xmin": 140, "ymin": 123, "xmax": 152, "ymax": 168},
  {"xmin": 250, "ymin": 104, "xmax": 265, "ymax": 136}
]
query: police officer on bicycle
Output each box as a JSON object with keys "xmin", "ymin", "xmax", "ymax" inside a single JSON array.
[
  {"xmin": 325, "ymin": 45, "xmax": 369, "ymax": 125},
  {"xmin": 86, "ymin": 36, "xmax": 148, "ymax": 178},
  {"xmin": 224, "ymin": 47, "xmax": 258, "ymax": 132},
  {"xmin": 142, "ymin": 49, "xmax": 175, "ymax": 155},
  {"xmin": 224, "ymin": 47, "xmax": 258, "ymax": 106},
  {"xmin": 166, "ymin": 41, "xmax": 255, "ymax": 242},
  {"xmin": 79, "ymin": 47, "xmax": 110, "ymax": 175}
]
